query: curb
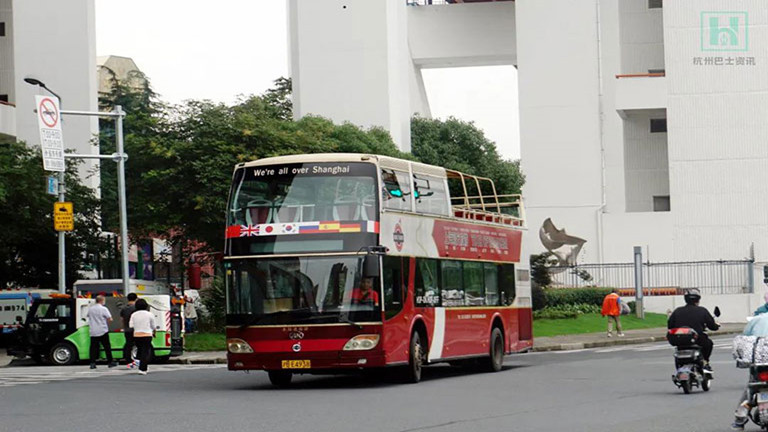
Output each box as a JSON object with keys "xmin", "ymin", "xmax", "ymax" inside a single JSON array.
[{"xmin": 531, "ymin": 329, "xmax": 743, "ymax": 353}]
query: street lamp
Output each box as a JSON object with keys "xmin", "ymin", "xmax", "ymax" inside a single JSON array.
[
  {"xmin": 24, "ymin": 77, "xmax": 67, "ymax": 294},
  {"xmin": 23, "ymin": 77, "xmax": 63, "ymax": 104}
]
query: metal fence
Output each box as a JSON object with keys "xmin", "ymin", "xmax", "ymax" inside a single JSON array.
[{"xmin": 548, "ymin": 260, "xmax": 754, "ymax": 295}]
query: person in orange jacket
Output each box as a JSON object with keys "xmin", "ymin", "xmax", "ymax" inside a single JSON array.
[{"xmin": 601, "ymin": 289, "xmax": 624, "ymax": 337}]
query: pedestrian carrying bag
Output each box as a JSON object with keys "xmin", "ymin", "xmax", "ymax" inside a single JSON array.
[{"xmin": 620, "ymin": 301, "xmax": 630, "ymax": 315}]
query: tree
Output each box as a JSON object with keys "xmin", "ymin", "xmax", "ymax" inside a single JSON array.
[
  {"xmin": 410, "ymin": 116, "xmax": 524, "ymax": 196},
  {"xmin": 0, "ymin": 138, "xmax": 103, "ymax": 289}
]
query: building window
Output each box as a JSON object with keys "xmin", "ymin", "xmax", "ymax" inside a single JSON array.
[
  {"xmin": 650, "ymin": 118, "xmax": 667, "ymax": 133},
  {"xmin": 653, "ymin": 196, "xmax": 671, "ymax": 212},
  {"xmin": 0, "ymin": 95, "xmax": 8, "ymax": 103},
  {"xmin": 648, "ymin": 0, "xmax": 662, "ymax": 9},
  {"xmin": 0, "ymin": 23, "xmax": 5, "ymax": 37},
  {"xmin": 648, "ymin": 69, "xmax": 665, "ymax": 75}
]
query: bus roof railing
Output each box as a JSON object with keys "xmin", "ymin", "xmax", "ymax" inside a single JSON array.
[{"xmin": 446, "ymin": 169, "xmax": 525, "ymax": 227}]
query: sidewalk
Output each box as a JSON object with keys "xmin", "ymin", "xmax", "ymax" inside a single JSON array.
[{"xmin": 532, "ymin": 322, "xmax": 744, "ymax": 352}]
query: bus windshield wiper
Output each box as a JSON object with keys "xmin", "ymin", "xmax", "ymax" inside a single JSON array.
[{"xmin": 339, "ymin": 315, "xmax": 363, "ymax": 329}]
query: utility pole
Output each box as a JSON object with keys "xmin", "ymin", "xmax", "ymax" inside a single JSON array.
[{"xmin": 25, "ymin": 77, "xmax": 130, "ymax": 294}]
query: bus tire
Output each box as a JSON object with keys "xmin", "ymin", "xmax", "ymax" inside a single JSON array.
[
  {"xmin": 49, "ymin": 342, "xmax": 78, "ymax": 366},
  {"xmin": 485, "ymin": 327, "xmax": 504, "ymax": 372},
  {"xmin": 405, "ymin": 331, "xmax": 424, "ymax": 383},
  {"xmin": 268, "ymin": 370, "xmax": 293, "ymax": 387}
]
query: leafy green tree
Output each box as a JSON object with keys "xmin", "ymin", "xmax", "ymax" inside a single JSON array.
[
  {"xmin": 410, "ymin": 116, "xmax": 524, "ymax": 196},
  {"xmin": 0, "ymin": 138, "xmax": 103, "ymax": 289}
]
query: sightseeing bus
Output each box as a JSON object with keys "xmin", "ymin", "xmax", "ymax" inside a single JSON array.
[{"xmin": 224, "ymin": 153, "xmax": 532, "ymax": 386}]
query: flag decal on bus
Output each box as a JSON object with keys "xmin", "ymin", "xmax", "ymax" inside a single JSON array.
[{"xmin": 225, "ymin": 221, "xmax": 380, "ymax": 238}]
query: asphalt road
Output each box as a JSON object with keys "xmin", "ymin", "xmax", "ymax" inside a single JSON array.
[{"xmin": 0, "ymin": 335, "xmax": 754, "ymax": 432}]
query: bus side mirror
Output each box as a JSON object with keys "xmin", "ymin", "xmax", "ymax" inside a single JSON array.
[
  {"xmin": 363, "ymin": 255, "xmax": 380, "ymax": 278},
  {"xmin": 714, "ymin": 306, "xmax": 721, "ymax": 317}
]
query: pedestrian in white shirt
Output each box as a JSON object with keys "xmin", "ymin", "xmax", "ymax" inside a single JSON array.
[
  {"xmin": 129, "ymin": 298, "xmax": 156, "ymax": 375},
  {"xmin": 88, "ymin": 295, "xmax": 117, "ymax": 369}
]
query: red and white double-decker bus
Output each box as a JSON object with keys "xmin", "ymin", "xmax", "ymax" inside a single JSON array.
[{"xmin": 224, "ymin": 154, "xmax": 532, "ymax": 386}]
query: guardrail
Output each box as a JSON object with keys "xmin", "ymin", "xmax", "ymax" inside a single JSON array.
[{"xmin": 548, "ymin": 260, "xmax": 754, "ymax": 295}]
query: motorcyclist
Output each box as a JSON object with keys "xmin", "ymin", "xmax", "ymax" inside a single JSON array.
[
  {"xmin": 731, "ymin": 312, "xmax": 768, "ymax": 430},
  {"xmin": 667, "ymin": 288, "xmax": 719, "ymax": 372}
]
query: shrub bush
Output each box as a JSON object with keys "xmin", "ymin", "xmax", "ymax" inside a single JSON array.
[
  {"xmin": 532, "ymin": 284, "xmax": 548, "ymax": 311},
  {"xmin": 545, "ymin": 287, "xmax": 614, "ymax": 307},
  {"xmin": 534, "ymin": 308, "xmax": 578, "ymax": 320},
  {"xmin": 532, "ymin": 303, "xmax": 601, "ymax": 320},
  {"xmin": 197, "ymin": 275, "xmax": 226, "ymax": 333}
]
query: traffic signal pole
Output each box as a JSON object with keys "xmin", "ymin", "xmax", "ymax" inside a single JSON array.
[
  {"xmin": 60, "ymin": 106, "xmax": 129, "ymax": 294},
  {"xmin": 57, "ymin": 170, "xmax": 65, "ymax": 294}
]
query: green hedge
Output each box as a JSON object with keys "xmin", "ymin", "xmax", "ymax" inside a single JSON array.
[
  {"xmin": 544, "ymin": 287, "xmax": 614, "ymax": 308},
  {"xmin": 533, "ymin": 303, "xmax": 601, "ymax": 320}
]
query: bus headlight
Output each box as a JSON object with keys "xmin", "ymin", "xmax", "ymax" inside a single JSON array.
[
  {"xmin": 343, "ymin": 335, "xmax": 380, "ymax": 351},
  {"xmin": 227, "ymin": 338, "xmax": 254, "ymax": 353}
]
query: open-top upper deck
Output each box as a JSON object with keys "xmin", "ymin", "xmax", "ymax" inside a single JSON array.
[{"xmin": 238, "ymin": 153, "xmax": 525, "ymax": 229}]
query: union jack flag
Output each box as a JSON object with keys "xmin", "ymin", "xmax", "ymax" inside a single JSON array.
[{"xmin": 240, "ymin": 225, "xmax": 259, "ymax": 237}]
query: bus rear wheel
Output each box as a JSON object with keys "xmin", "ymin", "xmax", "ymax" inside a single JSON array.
[
  {"xmin": 268, "ymin": 370, "xmax": 293, "ymax": 388},
  {"xmin": 49, "ymin": 342, "xmax": 78, "ymax": 366},
  {"xmin": 485, "ymin": 327, "xmax": 504, "ymax": 372}
]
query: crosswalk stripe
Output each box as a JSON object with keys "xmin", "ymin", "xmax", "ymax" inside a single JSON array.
[{"xmin": 0, "ymin": 364, "xmax": 223, "ymax": 388}]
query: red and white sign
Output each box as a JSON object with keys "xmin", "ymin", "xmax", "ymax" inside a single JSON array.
[
  {"xmin": 432, "ymin": 220, "xmax": 522, "ymax": 263},
  {"xmin": 380, "ymin": 213, "xmax": 522, "ymax": 263},
  {"xmin": 35, "ymin": 95, "xmax": 65, "ymax": 172}
]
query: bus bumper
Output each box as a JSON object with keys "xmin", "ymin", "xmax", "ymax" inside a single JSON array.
[{"xmin": 228, "ymin": 350, "xmax": 388, "ymax": 371}]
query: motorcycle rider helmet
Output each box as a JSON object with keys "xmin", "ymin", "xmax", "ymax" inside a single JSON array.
[{"xmin": 684, "ymin": 288, "xmax": 701, "ymax": 305}]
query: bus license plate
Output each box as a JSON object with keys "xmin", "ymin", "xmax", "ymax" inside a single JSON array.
[{"xmin": 282, "ymin": 360, "xmax": 311, "ymax": 369}]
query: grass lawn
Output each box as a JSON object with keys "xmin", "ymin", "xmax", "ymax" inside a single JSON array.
[
  {"xmin": 185, "ymin": 332, "xmax": 226, "ymax": 351},
  {"xmin": 534, "ymin": 312, "xmax": 668, "ymax": 338}
]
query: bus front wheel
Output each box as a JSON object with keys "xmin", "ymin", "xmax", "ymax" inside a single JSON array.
[
  {"xmin": 268, "ymin": 370, "xmax": 293, "ymax": 388},
  {"xmin": 405, "ymin": 331, "xmax": 424, "ymax": 384}
]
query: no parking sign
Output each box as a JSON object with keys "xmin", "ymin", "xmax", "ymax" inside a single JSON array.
[{"xmin": 35, "ymin": 95, "xmax": 65, "ymax": 172}]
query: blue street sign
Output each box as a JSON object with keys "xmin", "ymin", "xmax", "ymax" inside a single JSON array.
[{"xmin": 47, "ymin": 176, "xmax": 58, "ymax": 196}]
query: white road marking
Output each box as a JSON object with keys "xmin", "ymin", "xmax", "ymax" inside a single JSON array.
[{"xmin": 0, "ymin": 364, "xmax": 223, "ymax": 388}]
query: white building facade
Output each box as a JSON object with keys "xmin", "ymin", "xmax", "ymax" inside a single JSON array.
[
  {"xmin": 290, "ymin": 0, "xmax": 768, "ymax": 267},
  {"xmin": 0, "ymin": 0, "xmax": 99, "ymax": 190}
]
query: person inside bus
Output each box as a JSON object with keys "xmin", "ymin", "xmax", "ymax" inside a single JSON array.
[{"xmin": 350, "ymin": 277, "xmax": 379, "ymax": 308}]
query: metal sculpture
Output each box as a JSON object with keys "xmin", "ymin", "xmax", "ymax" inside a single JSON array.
[{"xmin": 539, "ymin": 218, "xmax": 586, "ymax": 271}]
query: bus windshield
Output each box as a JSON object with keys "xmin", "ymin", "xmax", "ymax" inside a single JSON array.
[
  {"xmin": 226, "ymin": 256, "xmax": 381, "ymax": 325},
  {"xmin": 228, "ymin": 162, "xmax": 378, "ymax": 227}
]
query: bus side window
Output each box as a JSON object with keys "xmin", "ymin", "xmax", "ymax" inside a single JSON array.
[
  {"xmin": 484, "ymin": 264, "xmax": 499, "ymax": 306},
  {"xmin": 415, "ymin": 258, "xmax": 439, "ymax": 307},
  {"xmin": 440, "ymin": 260, "xmax": 463, "ymax": 307},
  {"xmin": 499, "ymin": 264, "xmax": 516, "ymax": 306},
  {"xmin": 383, "ymin": 256, "xmax": 407, "ymax": 319},
  {"xmin": 381, "ymin": 169, "xmax": 412, "ymax": 212},
  {"xmin": 462, "ymin": 262, "xmax": 485, "ymax": 306}
]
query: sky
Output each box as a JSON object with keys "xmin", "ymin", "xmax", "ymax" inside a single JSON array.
[{"xmin": 95, "ymin": 1, "xmax": 520, "ymax": 160}]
